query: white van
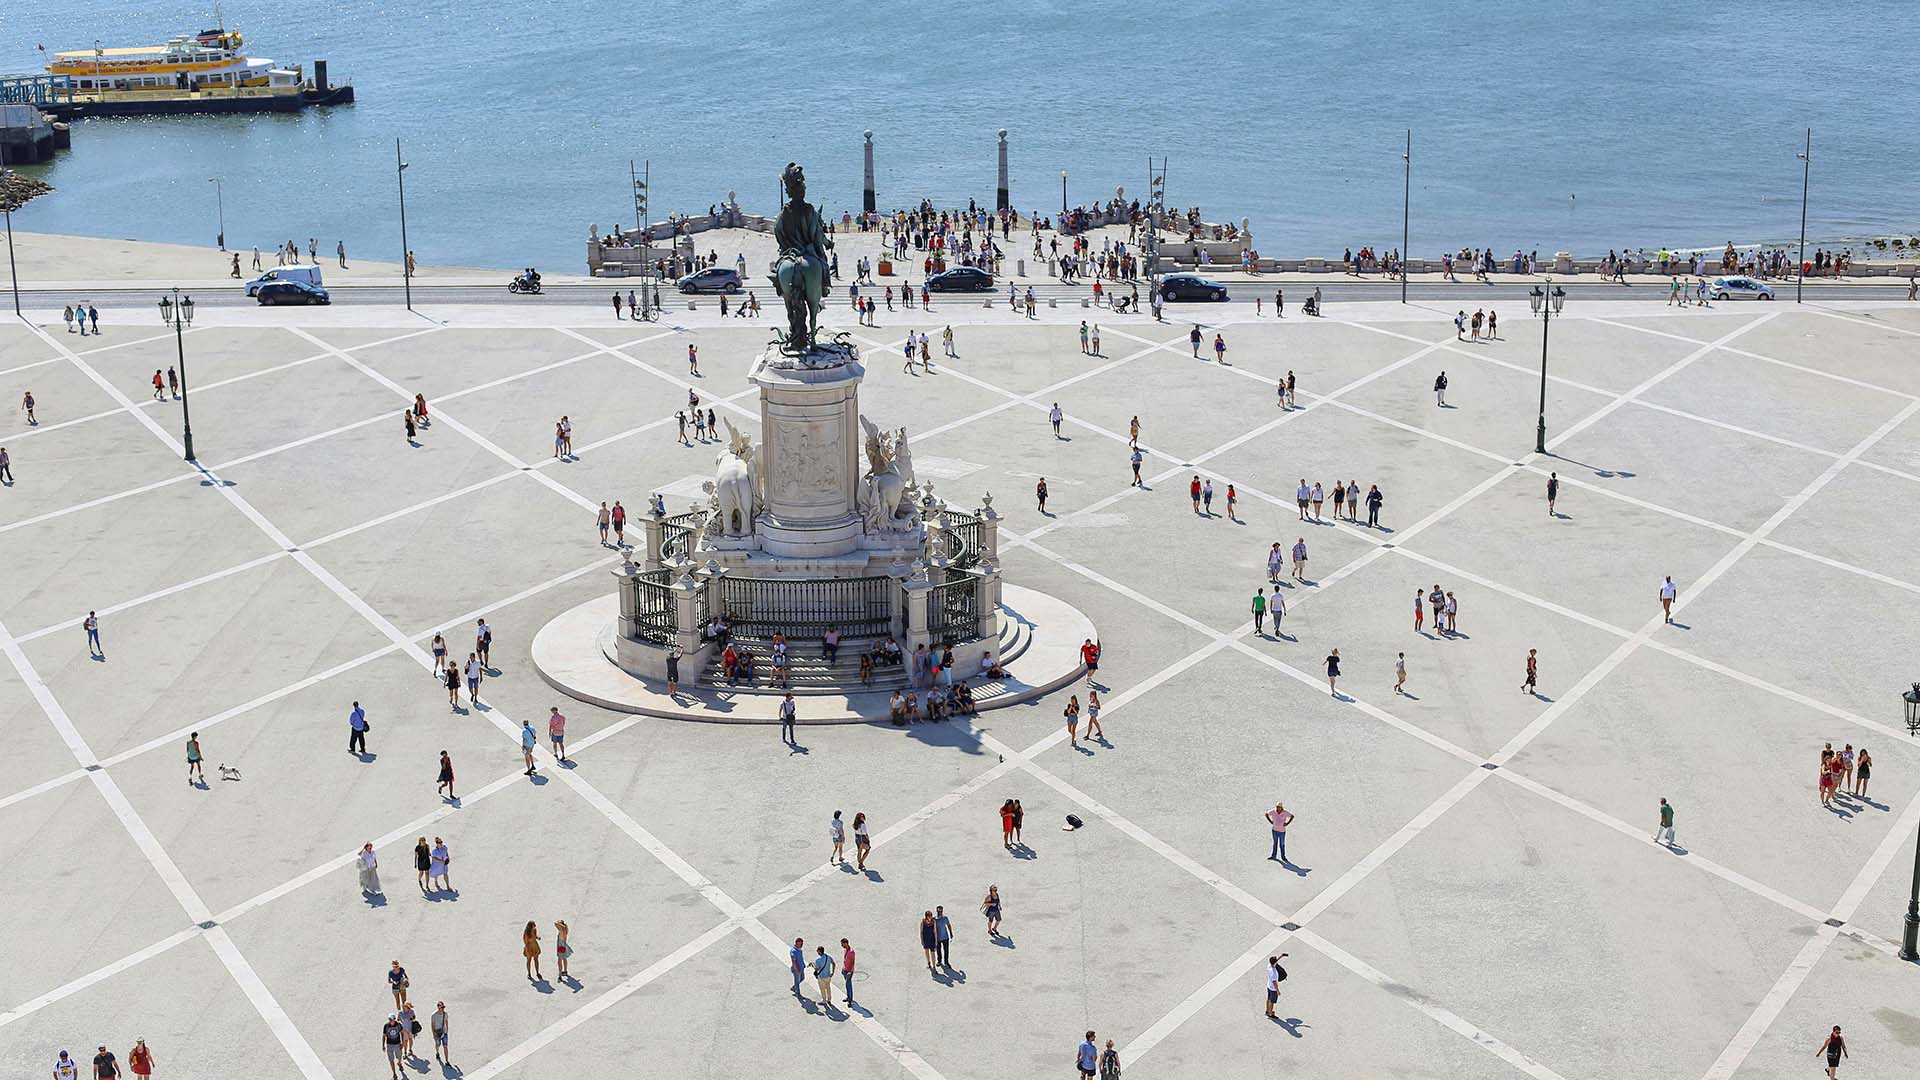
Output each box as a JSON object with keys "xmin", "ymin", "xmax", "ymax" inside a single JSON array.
[{"xmin": 245, "ymin": 265, "xmax": 324, "ymax": 296}]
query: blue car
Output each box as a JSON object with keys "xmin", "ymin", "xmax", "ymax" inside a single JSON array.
[
  {"xmin": 254, "ymin": 280, "xmax": 331, "ymax": 305},
  {"xmin": 1158, "ymin": 274, "xmax": 1229, "ymax": 302}
]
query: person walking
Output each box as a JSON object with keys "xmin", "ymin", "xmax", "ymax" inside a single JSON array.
[
  {"xmin": 1000, "ymin": 798, "xmax": 1017, "ymax": 850},
  {"xmin": 1291, "ymin": 537, "xmax": 1307, "ymax": 581},
  {"xmin": 414, "ymin": 836, "xmax": 433, "ymax": 891},
  {"xmin": 1130, "ymin": 446, "xmax": 1143, "ymax": 487},
  {"xmin": 982, "ymin": 885, "xmax": 1003, "ymax": 937},
  {"xmin": 1268, "ymin": 543, "xmax": 1284, "ymax": 585},
  {"xmin": 611, "ymin": 500, "xmax": 626, "ymax": 547},
  {"xmin": 388, "ymin": 960, "xmax": 410, "ymax": 1010},
  {"xmin": 465, "ymin": 653, "xmax": 484, "ymax": 705},
  {"xmin": 1659, "ymin": 575, "xmax": 1678, "ymax": 623},
  {"xmin": 1521, "ymin": 649, "xmax": 1538, "ymax": 695},
  {"xmin": 1310, "ymin": 481, "xmax": 1324, "ymax": 521},
  {"xmin": 1285, "ymin": 370, "xmax": 1297, "ymax": 408},
  {"xmin": 1394, "ymin": 651, "xmax": 1407, "ymax": 694},
  {"xmin": 1816, "ymin": 1025, "xmax": 1847, "ymax": 1078},
  {"xmin": 520, "ymin": 719, "xmax": 538, "ymax": 776},
  {"xmin": 1189, "ymin": 324, "xmax": 1202, "ymax": 357},
  {"xmin": 1078, "ymin": 1033, "xmax": 1100, "ymax": 1080},
  {"xmin": 443, "ymin": 661, "xmax": 461, "ymax": 710},
  {"xmin": 554, "ymin": 920, "xmax": 571, "ymax": 981},
  {"xmin": 125, "ymin": 1040, "xmax": 152, "ymax": 1080},
  {"xmin": 429, "ymin": 837, "xmax": 450, "ymax": 892},
  {"xmin": 1189, "ymin": 475, "xmax": 1202, "ymax": 514},
  {"xmin": 1265, "ymin": 802, "xmax": 1294, "ymax": 862},
  {"xmin": 523, "ymin": 921, "xmax": 543, "ymax": 981},
  {"xmin": 666, "ymin": 644, "xmax": 680, "ymax": 696},
  {"xmin": 1213, "ymin": 333, "xmax": 1227, "ymax": 364},
  {"xmin": 357, "ymin": 843, "xmax": 382, "ymax": 896},
  {"xmin": 1065, "ymin": 694, "xmax": 1082, "ymax": 746},
  {"xmin": 1434, "ymin": 371, "xmax": 1448, "ymax": 406},
  {"xmin": 1331, "ymin": 480, "xmax": 1345, "ymax": 521},
  {"xmin": 1546, "ymin": 472, "xmax": 1559, "ymax": 516},
  {"xmin": 381, "ymin": 1015, "xmax": 405, "ymax": 1080},
  {"xmin": 404, "ymin": 408, "xmax": 417, "ymax": 444},
  {"xmin": 1050, "ymin": 402, "xmax": 1064, "ymax": 438},
  {"xmin": 1295, "ymin": 478, "xmax": 1310, "ymax": 520},
  {"xmin": 1201, "ymin": 478, "xmax": 1214, "ymax": 515},
  {"xmin": 475, "ymin": 618, "xmax": 492, "ymax": 668},
  {"xmin": 548, "ymin": 706, "xmax": 567, "ymax": 763},
  {"xmin": 348, "ymin": 701, "xmax": 368, "ymax": 756},
  {"xmin": 1264, "ymin": 955, "xmax": 1289, "ymax": 1019},
  {"xmin": 839, "ymin": 938, "xmax": 857, "ymax": 1005},
  {"xmin": 919, "ymin": 911, "xmax": 939, "ymax": 972},
  {"xmin": 780, "ymin": 693, "xmax": 797, "ymax": 745},
  {"xmin": 1035, "ymin": 477, "xmax": 1048, "ymax": 514},
  {"xmin": 853, "ymin": 812, "xmax": 871, "ymax": 870},
  {"xmin": 1251, "ymin": 588, "xmax": 1267, "ymax": 636},
  {"xmin": 88, "ymin": 305, "xmax": 100, "ymax": 334},
  {"xmin": 934, "ymin": 906, "xmax": 953, "ymax": 967},
  {"xmin": 185, "ymin": 731, "xmax": 205, "ymax": 786},
  {"xmin": 1268, "ymin": 586, "xmax": 1286, "ymax": 636},
  {"xmin": 597, "ymin": 502, "xmax": 611, "ymax": 546},
  {"xmin": 1365, "ymin": 483, "xmax": 1383, "ymax": 528},
  {"xmin": 430, "ymin": 1003, "xmax": 450, "ymax": 1066},
  {"xmin": 829, "ymin": 810, "xmax": 847, "ymax": 864},
  {"xmin": 1653, "ymin": 797, "xmax": 1676, "ymax": 848},
  {"xmin": 21, "ymin": 390, "xmax": 35, "ymax": 426},
  {"xmin": 0, "ymin": 445, "xmax": 11, "ymax": 486},
  {"xmin": 1324, "ymin": 648, "xmax": 1341, "ymax": 697}
]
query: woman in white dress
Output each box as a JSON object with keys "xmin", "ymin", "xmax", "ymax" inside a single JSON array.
[{"xmin": 357, "ymin": 842, "xmax": 383, "ymax": 896}]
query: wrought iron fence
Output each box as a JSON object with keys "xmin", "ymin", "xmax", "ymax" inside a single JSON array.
[
  {"xmin": 929, "ymin": 570, "xmax": 980, "ymax": 642},
  {"xmin": 718, "ymin": 575, "xmax": 894, "ymax": 640},
  {"xmin": 940, "ymin": 510, "xmax": 982, "ymax": 568},
  {"xmin": 660, "ymin": 510, "xmax": 706, "ymax": 563},
  {"xmin": 627, "ymin": 568, "xmax": 677, "ymax": 645}
]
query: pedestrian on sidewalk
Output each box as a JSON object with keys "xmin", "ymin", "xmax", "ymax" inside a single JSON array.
[
  {"xmin": 611, "ymin": 500, "xmax": 626, "ymax": 546},
  {"xmin": 429, "ymin": 838, "xmax": 450, "ymax": 891},
  {"xmin": 167, "ymin": 367, "xmax": 178, "ymax": 398},
  {"xmin": 612, "ymin": 292, "xmax": 623, "ymax": 320},
  {"xmin": 548, "ymin": 706, "xmax": 567, "ymax": 763},
  {"xmin": 1434, "ymin": 371, "xmax": 1448, "ymax": 406},
  {"xmin": 523, "ymin": 921, "xmax": 543, "ymax": 981},
  {"xmin": 1816, "ymin": 1025, "xmax": 1847, "ymax": 1078},
  {"xmin": 88, "ymin": 305, "xmax": 99, "ymax": 334},
  {"xmin": 1202, "ymin": 478, "xmax": 1214, "ymax": 514},
  {"xmin": 1365, "ymin": 484, "xmax": 1383, "ymax": 528},
  {"xmin": 1078, "ymin": 1033, "xmax": 1100, "ymax": 1079},
  {"xmin": 1521, "ymin": 649, "xmax": 1538, "ymax": 695},
  {"xmin": 186, "ymin": 731, "xmax": 204, "ymax": 785},
  {"xmin": 1036, "ymin": 477, "xmax": 1048, "ymax": 514},
  {"xmin": 0, "ymin": 445, "xmax": 11, "ymax": 485},
  {"xmin": 1547, "ymin": 472, "xmax": 1559, "ymax": 516},
  {"xmin": 1394, "ymin": 651, "xmax": 1407, "ymax": 694},
  {"xmin": 1265, "ymin": 802, "xmax": 1294, "ymax": 861},
  {"xmin": 404, "ymin": 408, "xmax": 417, "ymax": 443},
  {"xmin": 520, "ymin": 719, "xmax": 537, "ymax": 775},
  {"xmin": 1225, "ymin": 483, "xmax": 1237, "ymax": 521},
  {"xmin": 830, "ymin": 810, "xmax": 846, "ymax": 864},
  {"xmin": 476, "ymin": 618, "xmax": 492, "ymax": 668},
  {"xmin": 1189, "ymin": 475, "xmax": 1202, "ymax": 513},
  {"xmin": 854, "ymin": 812, "xmax": 870, "ymax": 870},
  {"xmin": 1091, "ymin": 325, "xmax": 1101, "ymax": 355},
  {"xmin": 415, "ymin": 837, "xmax": 432, "ymax": 891},
  {"xmin": 152, "ymin": 370, "xmax": 165, "ymax": 401},
  {"xmin": 1295, "ymin": 478, "xmax": 1310, "ymax": 520},
  {"xmin": 788, "ymin": 938, "xmax": 806, "ymax": 996},
  {"xmin": 811, "ymin": 945, "xmax": 836, "ymax": 1006},
  {"xmin": 430, "ymin": 1003, "xmax": 450, "ymax": 1065},
  {"xmin": 1050, "ymin": 402, "xmax": 1064, "ymax": 437},
  {"xmin": 1331, "ymin": 480, "xmax": 1345, "ymax": 520},
  {"xmin": 437, "ymin": 750, "xmax": 455, "ymax": 800},
  {"xmin": 443, "ymin": 661, "xmax": 460, "ymax": 709},
  {"xmin": 982, "ymin": 885, "xmax": 1002, "ymax": 936},
  {"xmin": 1659, "ymin": 575, "xmax": 1677, "ymax": 623},
  {"xmin": 348, "ymin": 701, "xmax": 369, "ymax": 755},
  {"xmin": 1251, "ymin": 588, "xmax": 1267, "ymax": 636},
  {"xmin": 126, "ymin": 1039, "xmax": 153, "ymax": 1079},
  {"xmin": 1445, "ymin": 591, "xmax": 1459, "ymax": 634},
  {"xmin": 1001, "ymin": 799, "xmax": 1016, "ymax": 849},
  {"xmin": 1189, "ymin": 324, "xmax": 1202, "ymax": 357},
  {"xmin": 1265, "ymin": 955, "xmax": 1289, "ymax": 1018},
  {"xmin": 840, "ymin": 938, "xmax": 857, "ymax": 1004},
  {"xmin": 780, "ymin": 693, "xmax": 797, "ymax": 744},
  {"xmin": 1012, "ymin": 799, "xmax": 1025, "ymax": 844},
  {"xmin": 337, "ymin": 240, "xmax": 347, "ymax": 267},
  {"xmin": 687, "ymin": 343, "xmax": 699, "ymax": 376},
  {"xmin": 1324, "ymin": 649, "xmax": 1341, "ymax": 697},
  {"xmin": 1291, "ymin": 537, "xmax": 1307, "ymax": 581},
  {"xmin": 555, "ymin": 920, "xmax": 572, "ymax": 981},
  {"xmin": 919, "ymin": 911, "xmax": 939, "ymax": 972},
  {"xmin": 1286, "ymin": 370, "xmax": 1297, "ymax": 407},
  {"xmin": 1412, "ymin": 589, "xmax": 1424, "ymax": 633},
  {"xmin": 597, "ymin": 502, "xmax": 611, "ymax": 546},
  {"xmin": 934, "ymin": 906, "xmax": 953, "ymax": 967},
  {"xmin": 1854, "ymin": 748, "xmax": 1872, "ymax": 797},
  {"xmin": 1130, "ymin": 446, "xmax": 1143, "ymax": 487},
  {"xmin": 358, "ymin": 844, "xmax": 382, "ymax": 896},
  {"xmin": 64, "ymin": 304, "xmax": 75, "ymax": 332},
  {"xmin": 1653, "ymin": 797, "xmax": 1676, "ymax": 848},
  {"xmin": 1214, "ymin": 333, "xmax": 1227, "ymax": 363},
  {"xmin": 1065, "ymin": 694, "xmax": 1081, "ymax": 746}
]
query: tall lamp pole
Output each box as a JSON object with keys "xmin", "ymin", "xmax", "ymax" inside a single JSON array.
[
  {"xmin": 1796, "ymin": 128, "xmax": 1811, "ymax": 304},
  {"xmin": 1901, "ymin": 686, "xmax": 1920, "ymax": 961},
  {"xmin": 1060, "ymin": 170, "xmax": 1068, "ymax": 217},
  {"xmin": 209, "ymin": 177, "xmax": 225, "ymax": 251},
  {"xmin": 1528, "ymin": 281, "xmax": 1566, "ymax": 454},
  {"xmin": 396, "ymin": 139, "xmax": 412, "ymax": 313},
  {"xmin": 157, "ymin": 289, "xmax": 196, "ymax": 461},
  {"xmin": 1401, "ymin": 129, "xmax": 1411, "ymax": 305},
  {"xmin": 3, "ymin": 177, "xmax": 19, "ymax": 318}
]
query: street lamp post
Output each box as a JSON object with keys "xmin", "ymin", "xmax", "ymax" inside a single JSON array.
[
  {"xmin": 1528, "ymin": 281, "xmax": 1567, "ymax": 454},
  {"xmin": 1901, "ymin": 684, "xmax": 1920, "ymax": 961},
  {"xmin": 156, "ymin": 290, "xmax": 196, "ymax": 461},
  {"xmin": 1796, "ymin": 129, "xmax": 1811, "ymax": 304},
  {"xmin": 209, "ymin": 177, "xmax": 225, "ymax": 251},
  {"xmin": 396, "ymin": 138, "xmax": 412, "ymax": 313},
  {"xmin": 2, "ymin": 179, "xmax": 19, "ymax": 318},
  {"xmin": 1060, "ymin": 170, "xmax": 1068, "ymax": 217},
  {"xmin": 1401, "ymin": 129, "xmax": 1411, "ymax": 305}
]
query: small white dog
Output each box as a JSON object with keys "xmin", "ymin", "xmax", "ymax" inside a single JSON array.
[{"xmin": 218, "ymin": 764, "xmax": 242, "ymax": 781}]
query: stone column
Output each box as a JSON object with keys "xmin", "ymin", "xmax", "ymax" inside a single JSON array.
[
  {"xmin": 612, "ymin": 563, "xmax": 640, "ymax": 640},
  {"xmin": 641, "ymin": 504, "xmax": 668, "ymax": 569},
  {"xmin": 902, "ymin": 559, "xmax": 933, "ymax": 658},
  {"xmin": 863, "ymin": 131, "xmax": 876, "ymax": 215},
  {"xmin": 973, "ymin": 559, "xmax": 1000, "ymax": 642},
  {"xmin": 672, "ymin": 568, "xmax": 705, "ymax": 657},
  {"xmin": 750, "ymin": 348, "xmax": 866, "ymax": 558},
  {"xmin": 976, "ymin": 493, "xmax": 1000, "ymax": 562},
  {"xmin": 996, "ymin": 129, "xmax": 1010, "ymax": 212}
]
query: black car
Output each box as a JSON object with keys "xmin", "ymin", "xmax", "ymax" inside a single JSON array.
[
  {"xmin": 676, "ymin": 267, "xmax": 743, "ymax": 294},
  {"xmin": 926, "ymin": 266, "xmax": 994, "ymax": 292},
  {"xmin": 1158, "ymin": 274, "xmax": 1228, "ymax": 302},
  {"xmin": 255, "ymin": 280, "xmax": 331, "ymax": 305}
]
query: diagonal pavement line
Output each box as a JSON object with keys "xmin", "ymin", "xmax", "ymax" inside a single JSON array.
[
  {"xmin": 1591, "ymin": 312, "xmax": 1920, "ymax": 403},
  {"xmin": 0, "ymin": 611, "xmax": 335, "ymax": 1078},
  {"xmin": 1701, "ymin": 784, "xmax": 1920, "ymax": 1080},
  {"xmin": 0, "ymin": 927, "xmax": 200, "ymax": 1026},
  {"xmin": 0, "ymin": 355, "xmax": 65, "ymax": 378},
  {"xmin": 1544, "ymin": 311, "xmax": 1778, "ymax": 453},
  {"xmin": 15, "ymin": 550, "xmax": 288, "ymax": 643},
  {"xmin": 289, "ymin": 327, "xmax": 597, "ymax": 513},
  {"xmin": 553, "ymin": 326, "xmax": 760, "ymax": 422}
]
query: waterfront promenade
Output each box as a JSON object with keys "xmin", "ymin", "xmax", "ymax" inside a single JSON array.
[{"xmin": 3, "ymin": 250, "xmax": 1920, "ymax": 1079}]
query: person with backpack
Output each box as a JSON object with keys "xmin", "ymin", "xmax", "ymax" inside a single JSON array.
[
  {"xmin": 1264, "ymin": 953, "xmax": 1289, "ymax": 1018},
  {"xmin": 1434, "ymin": 371, "xmax": 1448, "ymax": 406}
]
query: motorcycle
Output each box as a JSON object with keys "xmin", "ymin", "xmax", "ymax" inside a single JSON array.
[{"xmin": 508, "ymin": 273, "xmax": 543, "ymax": 295}]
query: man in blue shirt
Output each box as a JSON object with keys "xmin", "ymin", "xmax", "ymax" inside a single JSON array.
[
  {"xmin": 788, "ymin": 938, "xmax": 805, "ymax": 995},
  {"xmin": 520, "ymin": 720, "xmax": 538, "ymax": 776},
  {"xmin": 1077, "ymin": 1032, "xmax": 1099, "ymax": 1078},
  {"xmin": 348, "ymin": 701, "xmax": 368, "ymax": 755},
  {"xmin": 934, "ymin": 906, "xmax": 953, "ymax": 967}
]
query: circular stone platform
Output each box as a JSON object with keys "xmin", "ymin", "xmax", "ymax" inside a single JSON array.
[{"xmin": 532, "ymin": 584, "xmax": 1094, "ymax": 723}]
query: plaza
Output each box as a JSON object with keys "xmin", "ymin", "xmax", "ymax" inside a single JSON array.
[{"xmin": 4, "ymin": 287, "xmax": 1920, "ymax": 1080}]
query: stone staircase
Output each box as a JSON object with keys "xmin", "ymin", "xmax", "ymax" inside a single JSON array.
[{"xmin": 698, "ymin": 616, "xmax": 1033, "ymax": 696}]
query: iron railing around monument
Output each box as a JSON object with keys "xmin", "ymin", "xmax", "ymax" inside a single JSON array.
[
  {"xmin": 718, "ymin": 575, "xmax": 894, "ymax": 640},
  {"xmin": 626, "ymin": 567, "xmax": 677, "ymax": 645},
  {"xmin": 934, "ymin": 507, "xmax": 982, "ymax": 569},
  {"xmin": 928, "ymin": 570, "xmax": 979, "ymax": 642},
  {"xmin": 660, "ymin": 510, "xmax": 706, "ymax": 563}
]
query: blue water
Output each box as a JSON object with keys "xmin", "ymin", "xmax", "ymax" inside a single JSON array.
[{"xmin": 8, "ymin": 1, "xmax": 1917, "ymax": 269}]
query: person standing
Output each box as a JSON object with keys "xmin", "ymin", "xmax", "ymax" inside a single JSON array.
[
  {"xmin": 429, "ymin": 1003, "xmax": 450, "ymax": 1066},
  {"xmin": 919, "ymin": 911, "xmax": 939, "ymax": 972},
  {"xmin": 1816, "ymin": 1025, "xmax": 1847, "ymax": 1078},
  {"xmin": 788, "ymin": 937, "xmax": 806, "ymax": 996},
  {"xmin": 1295, "ymin": 479, "xmax": 1310, "ymax": 520},
  {"xmin": 1285, "ymin": 370, "xmax": 1297, "ymax": 408},
  {"xmin": 1251, "ymin": 588, "xmax": 1267, "ymax": 636},
  {"xmin": 443, "ymin": 661, "xmax": 461, "ymax": 710},
  {"xmin": 1265, "ymin": 802, "xmax": 1294, "ymax": 862},
  {"xmin": 476, "ymin": 618, "xmax": 492, "ymax": 668},
  {"xmin": 1394, "ymin": 651, "xmax": 1407, "ymax": 694},
  {"xmin": 780, "ymin": 693, "xmax": 797, "ymax": 745},
  {"xmin": 811, "ymin": 945, "xmax": 835, "ymax": 1006},
  {"xmin": 357, "ymin": 844, "xmax": 382, "ymax": 896},
  {"xmin": 404, "ymin": 408, "xmax": 416, "ymax": 444},
  {"xmin": 1412, "ymin": 589, "xmax": 1425, "ymax": 634},
  {"xmin": 387, "ymin": 960, "xmax": 410, "ymax": 1010},
  {"xmin": 125, "ymin": 1040, "xmax": 152, "ymax": 1080},
  {"xmin": 1201, "ymin": 478, "xmax": 1214, "ymax": 515},
  {"xmin": 1521, "ymin": 649, "xmax": 1538, "ymax": 695},
  {"xmin": 1078, "ymin": 1032, "xmax": 1100, "ymax": 1080},
  {"xmin": 337, "ymin": 240, "xmax": 348, "ymax": 267},
  {"xmin": 934, "ymin": 905, "xmax": 953, "ymax": 968},
  {"xmin": 1659, "ymin": 575, "xmax": 1677, "ymax": 623},
  {"xmin": 1365, "ymin": 484, "xmax": 1383, "ymax": 528},
  {"xmin": 612, "ymin": 292, "xmax": 624, "ymax": 320},
  {"xmin": 429, "ymin": 837, "xmax": 450, "ymax": 892},
  {"xmin": 1064, "ymin": 694, "xmax": 1081, "ymax": 746},
  {"xmin": 665, "ymin": 645, "xmax": 680, "ymax": 697},
  {"xmin": 1050, "ymin": 402, "xmax": 1064, "ymax": 438},
  {"xmin": 520, "ymin": 719, "xmax": 537, "ymax": 776},
  {"xmin": 1291, "ymin": 537, "xmax": 1307, "ymax": 581},
  {"xmin": 414, "ymin": 837, "xmax": 432, "ymax": 891},
  {"xmin": 1445, "ymin": 591, "xmax": 1459, "ymax": 635},
  {"xmin": 597, "ymin": 502, "xmax": 611, "ymax": 546},
  {"xmin": 1653, "ymin": 797, "xmax": 1676, "ymax": 848},
  {"xmin": 687, "ymin": 343, "xmax": 700, "ymax": 376},
  {"xmin": 1100, "ymin": 1039, "xmax": 1121, "ymax": 1080},
  {"xmin": 548, "ymin": 706, "xmax": 567, "ymax": 763},
  {"xmin": 830, "ymin": 810, "xmax": 846, "ymax": 864},
  {"xmin": 853, "ymin": 812, "xmax": 871, "ymax": 870},
  {"xmin": 1331, "ymin": 480, "xmax": 1345, "ymax": 521},
  {"xmin": 1000, "ymin": 799, "xmax": 1017, "ymax": 850},
  {"xmin": 348, "ymin": 701, "xmax": 368, "ymax": 755},
  {"xmin": 1310, "ymin": 481, "xmax": 1324, "ymax": 522},
  {"xmin": 186, "ymin": 732, "xmax": 204, "ymax": 786},
  {"xmin": 1264, "ymin": 955, "xmax": 1288, "ymax": 1019},
  {"xmin": 554, "ymin": 920, "xmax": 572, "ymax": 981},
  {"xmin": 381, "ymin": 1017, "xmax": 405, "ymax": 1080},
  {"xmin": 523, "ymin": 921, "xmax": 543, "ymax": 981},
  {"xmin": 1091, "ymin": 325, "xmax": 1101, "ymax": 356},
  {"xmin": 1035, "ymin": 477, "xmax": 1049, "ymax": 514},
  {"xmin": 1854, "ymin": 748, "xmax": 1873, "ymax": 797},
  {"xmin": 839, "ymin": 938, "xmax": 857, "ymax": 1005},
  {"xmin": 1546, "ymin": 472, "xmax": 1559, "ymax": 516},
  {"xmin": 1012, "ymin": 799, "xmax": 1024, "ymax": 845},
  {"xmin": 1434, "ymin": 371, "xmax": 1448, "ymax": 406},
  {"xmin": 1225, "ymin": 483, "xmax": 1237, "ymax": 521},
  {"xmin": 1324, "ymin": 649, "xmax": 1341, "ymax": 697}
]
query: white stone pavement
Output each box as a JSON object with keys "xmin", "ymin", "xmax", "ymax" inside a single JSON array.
[{"xmin": 2, "ymin": 296, "xmax": 1920, "ymax": 1079}]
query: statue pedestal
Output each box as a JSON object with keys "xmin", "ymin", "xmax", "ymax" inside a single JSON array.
[{"xmin": 749, "ymin": 342, "xmax": 866, "ymax": 560}]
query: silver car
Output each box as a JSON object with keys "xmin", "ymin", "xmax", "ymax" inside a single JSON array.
[{"xmin": 1710, "ymin": 276, "xmax": 1774, "ymax": 301}]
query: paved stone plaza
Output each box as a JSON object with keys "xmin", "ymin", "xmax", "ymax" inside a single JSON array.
[{"xmin": 4, "ymin": 295, "xmax": 1920, "ymax": 1080}]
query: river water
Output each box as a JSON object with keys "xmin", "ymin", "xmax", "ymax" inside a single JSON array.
[{"xmin": 8, "ymin": 1, "xmax": 1917, "ymax": 269}]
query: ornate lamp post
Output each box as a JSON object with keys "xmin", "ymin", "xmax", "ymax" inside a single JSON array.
[
  {"xmin": 1059, "ymin": 170, "xmax": 1067, "ymax": 216},
  {"xmin": 1903, "ymin": 684, "xmax": 1920, "ymax": 961},
  {"xmin": 1527, "ymin": 282, "xmax": 1567, "ymax": 454},
  {"xmin": 156, "ymin": 290, "xmax": 196, "ymax": 461}
]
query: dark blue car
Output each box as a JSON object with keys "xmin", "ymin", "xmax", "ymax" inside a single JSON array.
[
  {"xmin": 927, "ymin": 267, "xmax": 994, "ymax": 292},
  {"xmin": 255, "ymin": 280, "xmax": 331, "ymax": 305},
  {"xmin": 1158, "ymin": 274, "xmax": 1228, "ymax": 302}
]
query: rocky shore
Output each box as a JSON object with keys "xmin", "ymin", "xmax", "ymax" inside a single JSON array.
[{"xmin": 0, "ymin": 171, "xmax": 53, "ymax": 212}]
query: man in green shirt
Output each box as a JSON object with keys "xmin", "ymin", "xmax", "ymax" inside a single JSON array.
[
  {"xmin": 1654, "ymin": 797, "xmax": 1676, "ymax": 848},
  {"xmin": 1251, "ymin": 589, "xmax": 1267, "ymax": 636}
]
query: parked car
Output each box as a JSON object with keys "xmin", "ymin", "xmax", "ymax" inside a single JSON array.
[
  {"xmin": 254, "ymin": 280, "xmax": 331, "ymax": 305},
  {"xmin": 926, "ymin": 266, "xmax": 994, "ymax": 292},
  {"xmin": 1710, "ymin": 275, "xmax": 1774, "ymax": 301},
  {"xmin": 244, "ymin": 265, "xmax": 324, "ymax": 297},
  {"xmin": 676, "ymin": 267, "xmax": 743, "ymax": 294},
  {"xmin": 1158, "ymin": 274, "xmax": 1229, "ymax": 302}
]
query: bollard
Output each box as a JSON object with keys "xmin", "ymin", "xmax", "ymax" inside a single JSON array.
[
  {"xmin": 1080, "ymin": 297, "xmax": 1090, "ymax": 308},
  {"xmin": 983, "ymin": 298, "xmax": 993, "ymax": 309},
  {"xmin": 1049, "ymin": 297, "xmax": 1057, "ymax": 308},
  {"xmin": 687, "ymin": 301, "xmax": 696, "ymax": 310},
  {"xmin": 1018, "ymin": 258, "xmax": 1026, "ymax": 277}
]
